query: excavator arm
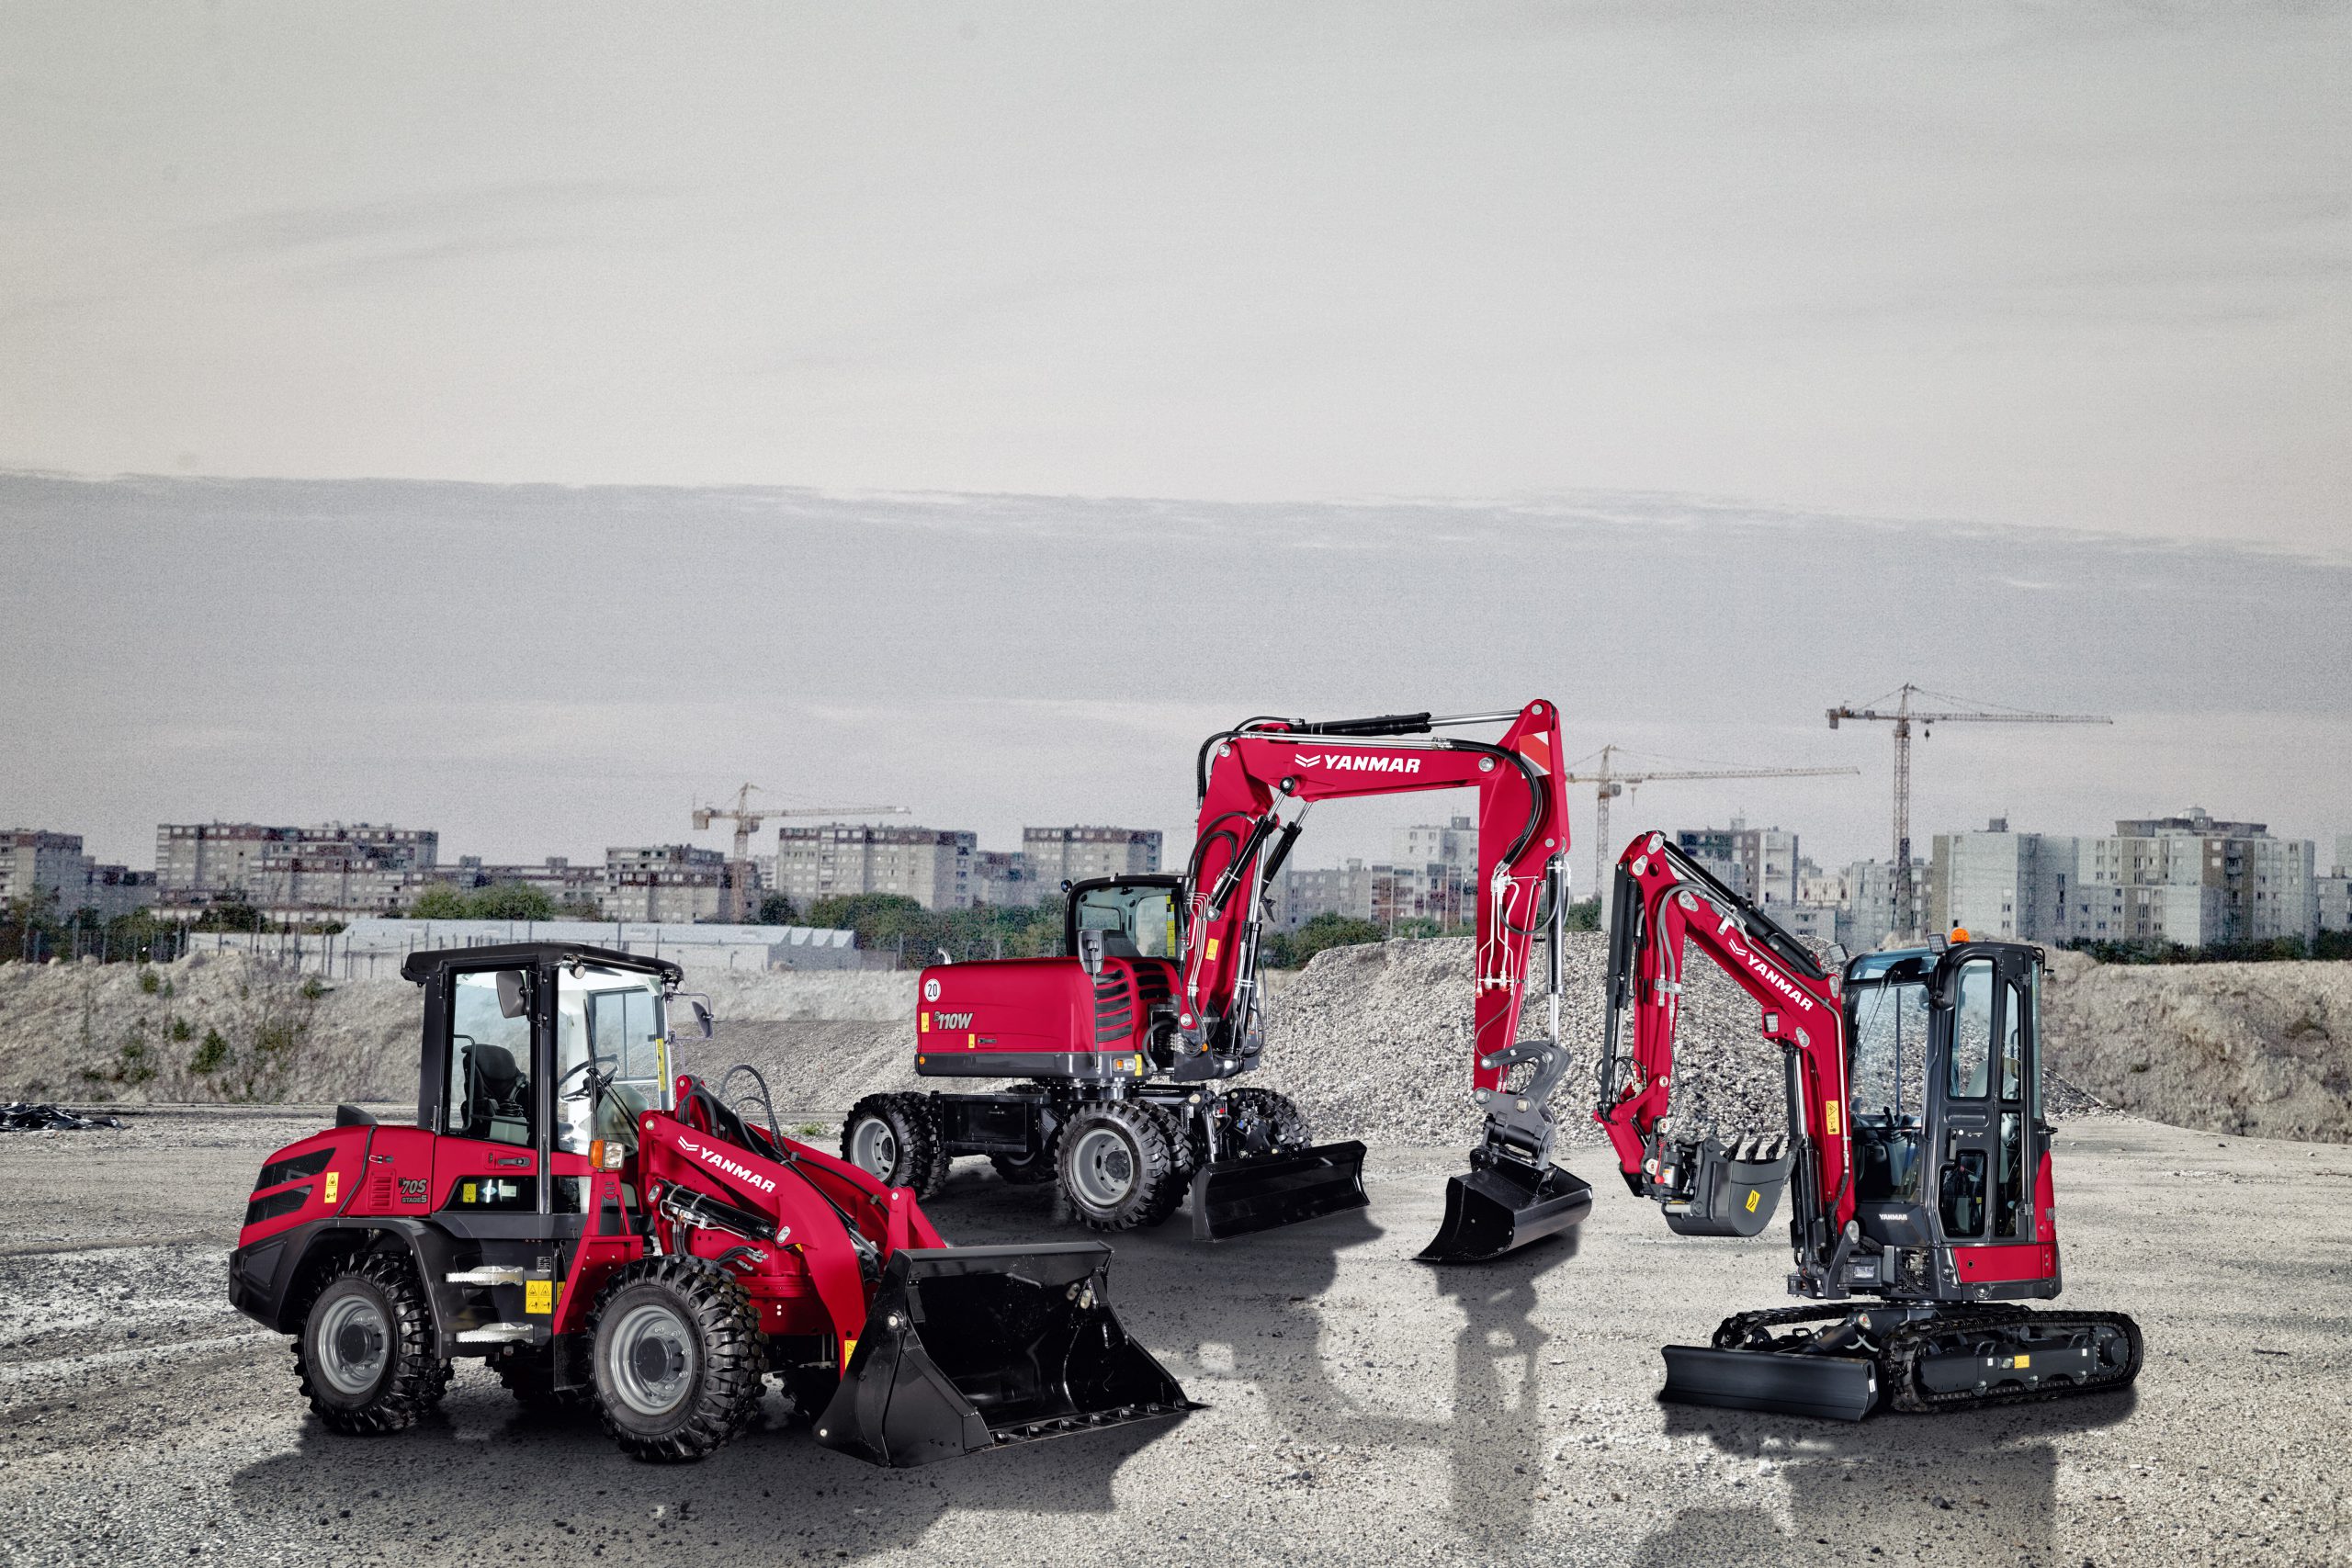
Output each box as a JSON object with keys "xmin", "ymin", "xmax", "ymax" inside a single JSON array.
[
  {"xmin": 1179, "ymin": 701, "xmax": 1592, "ymax": 1261},
  {"xmin": 1597, "ymin": 831, "xmax": 1858, "ymax": 1294}
]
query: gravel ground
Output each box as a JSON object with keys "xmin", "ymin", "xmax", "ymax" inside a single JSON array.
[{"xmin": 3, "ymin": 1109, "xmax": 2346, "ymax": 1567}]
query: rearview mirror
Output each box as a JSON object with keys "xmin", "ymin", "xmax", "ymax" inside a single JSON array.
[
  {"xmin": 494, "ymin": 970, "xmax": 530, "ymax": 1019},
  {"xmin": 692, "ymin": 999, "xmax": 714, "ymax": 1039},
  {"xmin": 1077, "ymin": 927, "xmax": 1105, "ymax": 979}
]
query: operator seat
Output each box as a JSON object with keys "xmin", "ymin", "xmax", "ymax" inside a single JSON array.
[{"xmin": 460, "ymin": 1043, "xmax": 529, "ymax": 1144}]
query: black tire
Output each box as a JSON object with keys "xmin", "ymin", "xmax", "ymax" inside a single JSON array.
[
  {"xmin": 841, "ymin": 1092, "xmax": 948, "ymax": 1196},
  {"xmin": 1221, "ymin": 1087, "xmax": 1310, "ymax": 1157},
  {"xmin": 493, "ymin": 1343, "xmax": 589, "ymax": 1413},
  {"xmin": 1057, "ymin": 1100, "xmax": 1179, "ymax": 1232},
  {"xmin": 292, "ymin": 1251, "xmax": 451, "ymax": 1434},
  {"xmin": 1146, "ymin": 1102, "xmax": 1201, "ymax": 1182},
  {"xmin": 588, "ymin": 1257, "xmax": 764, "ymax": 1462}
]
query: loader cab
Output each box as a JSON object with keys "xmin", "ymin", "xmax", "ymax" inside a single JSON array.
[
  {"xmin": 1845, "ymin": 942, "xmax": 2054, "ymax": 1293},
  {"xmin": 406, "ymin": 942, "xmax": 685, "ymax": 1226},
  {"xmin": 1063, "ymin": 875, "xmax": 1185, "ymax": 961}
]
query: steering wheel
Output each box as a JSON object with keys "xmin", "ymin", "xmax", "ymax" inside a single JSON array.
[{"xmin": 555, "ymin": 1051, "xmax": 620, "ymax": 1103}]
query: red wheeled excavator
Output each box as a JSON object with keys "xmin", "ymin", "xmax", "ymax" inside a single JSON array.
[
  {"xmin": 229, "ymin": 943, "xmax": 1188, "ymax": 1466},
  {"xmin": 1598, "ymin": 834, "xmax": 2143, "ymax": 1418},
  {"xmin": 843, "ymin": 702, "xmax": 1591, "ymax": 1262}
]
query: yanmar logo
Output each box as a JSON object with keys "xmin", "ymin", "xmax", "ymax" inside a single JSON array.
[
  {"xmin": 1292, "ymin": 752, "xmax": 1422, "ymax": 774},
  {"xmin": 673, "ymin": 1135, "xmax": 777, "ymax": 1194},
  {"xmin": 935, "ymin": 1011, "xmax": 975, "ymax": 1029},
  {"xmin": 1720, "ymin": 922, "xmax": 1817, "ymax": 1013}
]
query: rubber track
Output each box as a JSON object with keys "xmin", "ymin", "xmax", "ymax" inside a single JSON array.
[
  {"xmin": 1883, "ymin": 1308, "xmax": 2143, "ymax": 1414},
  {"xmin": 293, "ymin": 1250, "xmax": 451, "ymax": 1434}
]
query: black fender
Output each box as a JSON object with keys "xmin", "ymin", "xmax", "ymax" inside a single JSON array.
[{"xmin": 230, "ymin": 1217, "xmax": 469, "ymax": 1357}]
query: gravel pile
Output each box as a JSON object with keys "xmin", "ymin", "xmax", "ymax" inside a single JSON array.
[{"xmin": 1252, "ymin": 934, "xmax": 1788, "ymax": 1150}]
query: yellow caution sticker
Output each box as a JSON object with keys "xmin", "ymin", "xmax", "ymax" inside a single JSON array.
[
  {"xmin": 968, "ymin": 1032, "xmax": 977, "ymax": 1049},
  {"xmin": 1205, "ymin": 937, "xmax": 1220, "ymax": 960},
  {"xmin": 526, "ymin": 1280, "xmax": 553, "ymax": 1314},
  {"xmin": 841, "ymin": 1337, "xmax": 857, "ymax": 1371},
  {"xmin": 2011, "ymin": 1354, "xmax": 2030, "ymax": 1369},
  {"xmin": 1744, "ymin": 1189, "xmax": 1760, "ymax": 1213},
  {"xmin": 323, "ymin": 1171, "xmax": 339, "ymax": 1204},
  {"xmin": 1824, "ymin": 1101, "xmax": 1842, "ymax": 1136},
  {"xmin": 920, "ymin": 1011, "xmax": 930, "ymax": 1032},
  {"xmin": 461, "ymin": 1181, "xmax": 477, "ymax": 1205}
]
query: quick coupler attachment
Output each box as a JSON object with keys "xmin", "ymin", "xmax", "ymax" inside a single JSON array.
[
  {"xmin": 1189, "ymin": 1139, "xmax": 1370, "ymax": 1242},
  {"xmin": 1415, "ymin": 1155, "xmax": 1593, "ymax": 1264},
  {"xmin": 1660, "ymin": 1344, "xmax": 1881, "ymax": 1422},
  {"xmin": 813, "ymin": 1242, "xmax": 1194, "ymax": 1468}
]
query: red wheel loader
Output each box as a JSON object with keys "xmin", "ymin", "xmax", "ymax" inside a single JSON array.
[
  {"xmin": 1597, "ymin": 834, "xmax": 2143, "ymax": 1418},
  {"xmin": 842, "ymin": 702, "xmax": 1592, "ymax": 1262},
  {"xmin": 228, "ymin": 942, "xmax": 1190, "ymax": 1465}
]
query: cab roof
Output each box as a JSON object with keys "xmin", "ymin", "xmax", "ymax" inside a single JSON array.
[{"xmin": 398, "ymin": 942, "xmax": 684, "ymax": 987}]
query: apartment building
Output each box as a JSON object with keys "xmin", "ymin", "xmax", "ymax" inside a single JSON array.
[
  {"xmin": 774, "ymin": 824, "xmax": 978, "ymax": 911},
  {"xmin": 157, "ymin": 821, "xmax": 440, "ymax": 915},
  {"xmin": 1021, "ymin": 827, "xmax": 1162, "ymax": 889},
  {"xmin": 439, "ymin": 855, "xmax": 606, "ymax": 911},
  {"xmin": 1675, "ymin": 819, "xmax": 1801, "ymax": 907},
  {"xmin": 602, "ymin": 844, "xmax": 731, "ymax": 923}
]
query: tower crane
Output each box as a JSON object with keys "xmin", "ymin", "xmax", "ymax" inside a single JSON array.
[
  {"xmin": 1826, "ymin": 684, "xmax": 2109, "ymax": 940},
  {"xmin": 1561, "ymin": 746, "xmax": 1858, "ymax": 919},
  {"xmin": 693, "ymin": 784, "xmax": 910, "ymax": 920}
]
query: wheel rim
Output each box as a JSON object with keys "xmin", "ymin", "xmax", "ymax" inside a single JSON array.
[
  {"xmin": 314, "ymin": 1292, "xmax": 390, "ymax": 1397},
  {"xmin": 1069, "ymin": 1125, "xmax": 1139, "ymax": 1209},
  {"xmin": 606, "ymin": 1301, "xmax": 696, "ymax": 1417},
  {"xmin": 850, "ymin": 1118, "xmax": 899, "ymax": 1179}
]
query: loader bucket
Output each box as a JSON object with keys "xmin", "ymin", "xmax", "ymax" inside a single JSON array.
[
  {"xmin": 1189, "ymin": 1139, "xmax": 1370, "ymax": 1241},
  {"xmin": 1414, "ymin": 1160, "xmax": 1592, "ymax": 1264},
  {"xmin": 1659, "ymin": 1345, "xmax": 1880, "ymax": 1422},
  {"xmin": 812, "ymin": 1242, "xmax": 1193, "ymax": 1468}
]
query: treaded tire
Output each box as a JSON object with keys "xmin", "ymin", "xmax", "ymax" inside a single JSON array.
[
  {"xmin": 1057, "ymin": 1100, "xmax": 1179, "ymax": 1232},
  {"xmin": 1221, "ymin": 1087, "xmax": 1310, "ymax": 1156},
  {"xmin": 293, "ymin": 1251, "xmax": 450, "ymax": 1434},
  {"xmin": 1145, "ymin": 1102, "xmax": 1200, "ymax": 1182},
  {"xmin": 589, "ymin": 1257, "xmax": 764, "ymax": 1462},
  {"xmin": 842, "ymin": 1091, "xmax": 949, "ymax": 1196},
  {"xmin": 493, "ymin": 1343, "xmax": 590, "ymax": 1412}
]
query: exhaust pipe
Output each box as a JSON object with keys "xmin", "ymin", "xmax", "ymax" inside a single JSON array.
[
  {"xmin": 813, "ymin": 1242, "xmax": 1194, "ymax": 1468},
  {"xmin": 1189, "ymin": 1139, "xmax": 1369, "ymax": 1241},
  {"xmin": 1415, "ymin": 1157, "xmax": 1591, "ymax": 1264}
]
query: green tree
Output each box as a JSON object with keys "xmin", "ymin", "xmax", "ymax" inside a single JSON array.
[
  {"xmin": 1261, "ymin": 912, "xmax": 1385, "ymax": 969},
  {"xmin": 192, "ymin": 896, "xmax": 266, "ymax": 933},
  {"xmin": 755, "ymin": 891, "xmax": 799, "ymax": 925},
  {"xmin": 406, "ymin": 885, "xmax": 472, "ymax": 920},
  {"xmin": 470, "ymin": 882, "xmax": 557, "ymax": 920}
]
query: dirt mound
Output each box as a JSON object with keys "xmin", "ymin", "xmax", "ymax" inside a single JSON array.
[{"xmin": 2041, "ymin": 956, "xmax": 2352, "ymax": 1142}]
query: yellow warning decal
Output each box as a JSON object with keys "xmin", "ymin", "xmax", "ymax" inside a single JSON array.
[
  {"xmin": 2012, "ymin": 1354, "xmax": 2030, "ymax": 1369},
  {"xmin": 841, "ymin": 1337, "xmax": 858, "ymax": 1371},
  {"xmin": 323, "ymin": 1171, "xmax": 340, "ymax": 1204},
  {"xmin": 920, "ymin": 1011, "xmax": 930, "ymax": 1032},
  {"xmin": 461, "ymin": 1181, "xmax": 477, "ymax": 1204},
  {"xmin": 1205, "ymin": 937, "xmax": 1220, "ymax": 960},
  {"xmin": 526, "ymin": 1280, "xmax": 553, "ymax": 1314},
  {"xmin": 967, "ymin": 1032, "xmax": 977, "ymax": 1049},
  {"xmin": 1824, "ymin": 1101, "xmax": 1842, "ymax": 1136},
  {"xmin": 1744, "ymin": 1189, "xmax": 1760, "ymax": 1213}
]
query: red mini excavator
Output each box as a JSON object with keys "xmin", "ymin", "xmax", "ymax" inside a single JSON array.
[
  {"xmin": 230, "ymin": 943, "xmax": 1188, "ymax": 1466},
  {"xmin": 1598, "ymin": 834, "xmax": 2143, "ymax": 1418},
  {"xmin": 842, "ymin": 702, "xmax": 1590, "ymax": 1262}
]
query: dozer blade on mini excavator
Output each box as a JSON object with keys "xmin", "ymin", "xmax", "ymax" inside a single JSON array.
[
  {"xmin": 1659, "ymin": 1344, "xmax": 1882, "ymax": 1422},
  {"xmin": 1189, "ymin": 1139, "xmax": 1369, "ymax": 1241},
  {"xmin": 814, "ymin": 1242, "xmax": 1195, "ymax": 1467}
]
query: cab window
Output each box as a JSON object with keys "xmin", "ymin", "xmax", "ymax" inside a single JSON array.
[
  {"xmin": 556, "ymin": 965, "xmax": 669, "ymax": 1156},
  {"xmin": 1071, "ymin": 885, "xmax": 1182, "ymax": 959},
  {"xmin": 445, "ymin": 968, "xmax": 534, "ymax": 1145},
  {"xmin": 1948, "ymin": 959, "xmax": 1995, "ymax": 1099}
]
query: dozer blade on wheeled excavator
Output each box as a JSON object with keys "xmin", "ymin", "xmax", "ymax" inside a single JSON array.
[{"xmin": 227, "ymin": 942, "xmax": 1193, "ymax": 1466}]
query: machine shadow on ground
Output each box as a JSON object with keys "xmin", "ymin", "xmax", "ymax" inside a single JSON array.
[
  {"xmin": 920, "ymin": 1157, "xmax": 1585, "ymax": 1551},
  {"xmin": 1630, "ymin": 1391, "xmax": 2142, "ymax": 1565},
  {"xmin": 228, "ymin": 1384, "xmax": 1184, "ymax": 1562}
]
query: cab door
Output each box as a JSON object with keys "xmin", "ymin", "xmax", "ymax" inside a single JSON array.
[{"xmin": 1928, "ymin": 945, "xmax": 2053, "ymax": 1292}]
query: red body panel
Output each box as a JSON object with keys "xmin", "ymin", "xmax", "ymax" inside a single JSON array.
[
  {"xmin": 1951, "ymin": 1243, "xmax": 2058, "ymax": 1284},
  {"xmin": 235, "ymin": 1126, "xmax": 370, "ymax": 1247},
  {"xmin": 343, "ymin": 1126, "xmax": 437, "ymax": 1217},
  {"xmin": 912, "ymin": 955, "xmax": 1152, "ymax": 1075}
]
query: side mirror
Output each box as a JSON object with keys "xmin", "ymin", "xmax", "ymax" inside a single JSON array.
[
  {"xmin": 495, "ymin": 970, "xmax": 531, "ymax": 1019},
  {"xmin": 1077, "ymin": 927, "xmax": 1105, "ymax": 979},
  {"xmin": 692, "ymin": 1000, "xmax": 714, "ymax": 1039}
]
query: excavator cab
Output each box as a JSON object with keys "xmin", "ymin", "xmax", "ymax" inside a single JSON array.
[{"xmin": 1065, "ymin": 875, "xmax": 1185, "ymax": 961}]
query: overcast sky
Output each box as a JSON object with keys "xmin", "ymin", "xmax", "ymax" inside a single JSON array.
[{"xmin": 3, "ymin": 4, "xmax": 2346, "ymax": 549}]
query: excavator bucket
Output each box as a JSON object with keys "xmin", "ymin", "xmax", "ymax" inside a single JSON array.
[
  {"xmin": 1659, "ymin": 1345, "xmax": 1881, "ymax": 1422},
  {"xmin": 1189, "ymin": 1139, "xmax": 1370, "ymax": 1241},
  {"xmin": 1415, "ymin": 1160, "xmax": 1593, "ymax": 1264},
  {"xmin": 813, "ymin": 1242, "xmax": 1194, "ymax": 1468}
]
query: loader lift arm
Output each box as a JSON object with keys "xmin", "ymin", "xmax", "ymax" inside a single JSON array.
[{"xmin": 1179, "ymin": 701, "xmax": 1590, "ymax": 1261}]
